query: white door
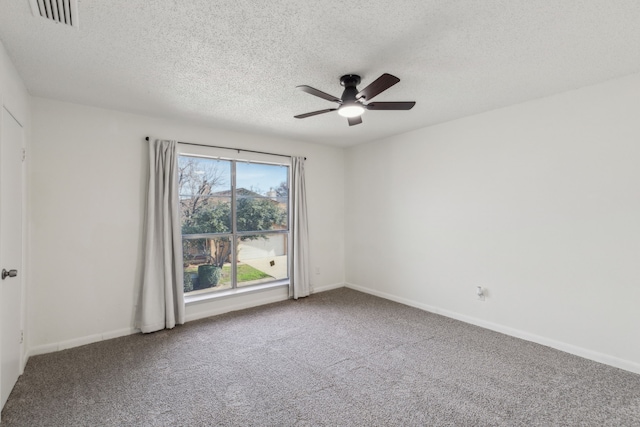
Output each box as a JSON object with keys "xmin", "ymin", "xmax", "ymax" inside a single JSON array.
[{"xmin": 0, "ymin": 106, "xmax": 24, "ymax": 409}]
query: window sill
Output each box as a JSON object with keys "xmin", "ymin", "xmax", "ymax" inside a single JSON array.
[{"xmin": 184, "ymin": 280, "xmax": 289, "ymax": 306}]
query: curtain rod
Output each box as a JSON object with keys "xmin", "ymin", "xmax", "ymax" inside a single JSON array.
[{"xmin": 145, "ymin": 137, "xmax": 305, "ymax": 160}]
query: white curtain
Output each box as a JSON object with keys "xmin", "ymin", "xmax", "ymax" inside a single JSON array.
[
  {"xmin": 137, "ymin": 139, "xmax": 185, "ymax": 333},
  {"xmin": 290, "ymin": 156, "xmax": 310, "ymax": 299}
]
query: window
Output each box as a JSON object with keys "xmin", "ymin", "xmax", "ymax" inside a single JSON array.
[{"xmin": 178, "ymin": 150, "xmax": 289, "ymax": 295}]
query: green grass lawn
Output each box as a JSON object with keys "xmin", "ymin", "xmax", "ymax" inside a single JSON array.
[{"xmin": 185, "ymin": 263, "xmax": 271, "ymax": 282}]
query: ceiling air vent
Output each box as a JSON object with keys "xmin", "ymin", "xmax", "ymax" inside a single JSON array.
[{"xmin": 29, "ymin": 0, "xmax": 78, "ymax": 28}]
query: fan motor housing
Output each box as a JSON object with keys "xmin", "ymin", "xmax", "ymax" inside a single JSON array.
[
  {"xmin": 340, "ymin": 74, "xmax": 361, "ymax": 87},
  {"xmin": 340, "ymin": 75, "xmax": 361, "ymax": 103}
]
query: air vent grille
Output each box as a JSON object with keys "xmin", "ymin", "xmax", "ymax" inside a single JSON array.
[{"xmin": 29, "ymin": 0, "xmax": 78, "ymax": 28}]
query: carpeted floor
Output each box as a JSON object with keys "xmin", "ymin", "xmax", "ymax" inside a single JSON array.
[{"xmin": 2, "ymin": 288, "xmax": 640, "ymax": 426}]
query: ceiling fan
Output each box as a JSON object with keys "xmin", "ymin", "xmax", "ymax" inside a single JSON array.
[{"xmin": 294, "ymin": 73, "xmax": 416, "ymax": 126}]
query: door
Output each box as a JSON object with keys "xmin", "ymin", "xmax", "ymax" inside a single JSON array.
[{"xmin": 0, "ymin": 106, "xmax": 24, "ymax": 409}]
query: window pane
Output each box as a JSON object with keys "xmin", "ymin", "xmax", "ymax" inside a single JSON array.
[
  {"xmin": 179, "ymin": 156, "xmax": 232, "ymax": 235},
  {"xmin": 180, "ymin": 156, "xmax": 290, "ymax": 294},
  {"xmin": 236, "ymin": 162, "xmax": 288, "ymax": 232},
  {"xmin": 236, "ymin": 234, "xmax": 288, "ymax": 287},
  {"xmin": 182, "ymin": 237, "xmax": 232, "ymax": 293}
]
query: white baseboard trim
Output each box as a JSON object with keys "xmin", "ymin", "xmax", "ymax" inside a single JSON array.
[
  {"xmin": 184, "ymin": 292, "xmax": 289, "ymax": 323},
  {"xmin": 27, "ymin": 326, "xmax": 139, "ymax": 358},
  {"xmin": 345, "ymin": 282, "xmax": 640, "ymax": 375},
  {"xmin": 311, "ymin": 282, "xmax": 345, "ymax": 294},
  {"xmin": 26, "ymin": 286, "xmax": 293, "ymax": 359},
  {"xmin": 25, "ymin": 286, "xmax": 297, "ymax": 360},
  {"xmin": 185, "ymin": 282, "xmax": 345, "ymax": 322}
]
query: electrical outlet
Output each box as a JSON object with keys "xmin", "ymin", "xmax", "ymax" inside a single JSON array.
[
  {"xmin": 476, "ymin": 286, "xmax": 485, "ymax": 301},
  {"xmin": 315, "ymin": 267, "xmax": 320, "ymax": 275}
]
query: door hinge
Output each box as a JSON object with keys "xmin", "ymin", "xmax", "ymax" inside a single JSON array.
[
  {"xmin": 22, "ymin": 148, "xmax": 26, "ymax": 162},
  {"xmin": 20, "ymin": 330, "xmax": 24, "ymax": 344}
]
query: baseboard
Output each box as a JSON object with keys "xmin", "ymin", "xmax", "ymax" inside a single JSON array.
[
  {"xmin": 345, "ymin": 282, "xmax": 640, "ymax": 375},
  {"xmin": 29, "ymin": 282, "xmax": 638, "ymax": 377},
  {"xmin": 185, "ymin": 282, "xmax": 345, "ymax": 322},
  {"xmin": 27, "ymin": 326, "xmax": 139, "ymax": 358},
  {"xmin": 311, "ymin": 282, "xmax": 345, "ymax": 294},
  {"xmin": 184, "ymin": 292, "xmax": 290, "ymax": 323},
  {"xmin": 24, "ymin": 286, "xmax": 309, "ymax": 359}
]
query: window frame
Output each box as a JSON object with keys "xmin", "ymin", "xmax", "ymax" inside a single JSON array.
[{"xmin": 178, "ymin": 144, "xmax": 291, "ymax": 301}]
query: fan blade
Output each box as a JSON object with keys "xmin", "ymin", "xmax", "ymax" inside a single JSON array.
[
  {"xmin": 296, "ymin": 85, "xmax": 341, "ymax": 103},
  {"xmin": 348, "ymin": 116, "xmax": 363, "ymax": 126},
  {"xmin": 294, "ymin": 108, "xmax": 337, "ymax": 119},
  {"xmin": 356, "ymin": 73, "xmax": 400, "ymax": 101},
  {"xmin": 366, "ymin": 102, "xmax": 416, "ymax": 110}
]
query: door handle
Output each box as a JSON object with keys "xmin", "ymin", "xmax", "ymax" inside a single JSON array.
[{"xmin": 1, "ymin": 269, "xmax": 17, "ymax": 280}]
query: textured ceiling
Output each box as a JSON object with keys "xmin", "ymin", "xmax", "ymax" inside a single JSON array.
[{"xmin": 1, "ymin": 1, "xmax": 639, "ymax": 147}]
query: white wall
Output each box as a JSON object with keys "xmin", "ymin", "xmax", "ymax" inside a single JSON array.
[
  {"xmin": 0, "ymin": 40, "xmax": 31, "ymax": 372},
  {"xmin": 28, "ymin": 98, "xmax": 344, "ymax": 354},
  {"xmin": 345, "ymin": 72, "xmax": 640, "ymax": 373},
  {"xmin": 22, "ymin": 61, "xmax": 640, "ymax": 375},
  {"xmin": 0, "ymin": 42, "xmax": 29, "ymax": 126}
]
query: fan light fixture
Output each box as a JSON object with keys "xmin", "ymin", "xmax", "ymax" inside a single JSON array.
[{"xmin": 338, "ymin": 103, "xmax": 365, "ymax": 118}]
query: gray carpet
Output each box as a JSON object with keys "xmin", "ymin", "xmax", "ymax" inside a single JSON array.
[{"xmin": 2, "ymin": 288, "xmax": 640, "ymax": 426}]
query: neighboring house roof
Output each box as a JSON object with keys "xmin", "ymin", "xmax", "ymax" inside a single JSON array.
[
  {"xmin": 211, "ymin": 188, "xmax": 264, "ymax": 198},
  {"xmin": 181, "ymin": 188, "xmax": 287, "ymax": 214},
  {"xmin": 211, "ymin": 188, "xmax": 287, "ymax": 206}
]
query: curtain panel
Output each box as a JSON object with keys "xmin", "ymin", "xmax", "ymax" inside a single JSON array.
[
  {"xmin": 137, "ymin": 139, "xmax": 185, "ymax": 333},
  {"xmin": 290, "ymin": 156, "xmax": 310, "ymax": 299}
]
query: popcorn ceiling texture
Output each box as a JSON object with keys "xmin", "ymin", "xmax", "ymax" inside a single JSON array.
[{"xmin": 0, "ymin": 0, "xmax": 639, "ymax": 146}]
